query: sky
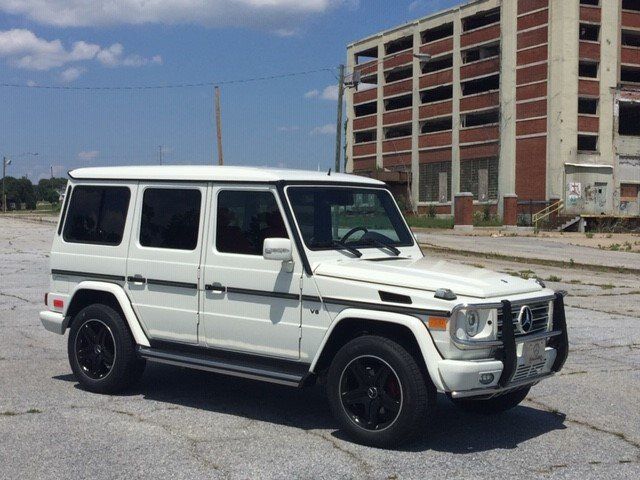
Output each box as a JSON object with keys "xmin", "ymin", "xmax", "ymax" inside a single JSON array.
[{"xmin": 0, "ymin": 0, "xmax": 459, "ymax": 180}]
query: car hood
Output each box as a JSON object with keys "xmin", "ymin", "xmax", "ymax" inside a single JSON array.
[{"xmin": 313, "ymin": 256, "xmax": 543, "ymax": 299}]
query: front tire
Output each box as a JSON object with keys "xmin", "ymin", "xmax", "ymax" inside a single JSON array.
[
  {"xmin": 326, "ymin": 335, "xmax": 435, "ymax": 448},
  {"xmin": 450, "ymin": 386, "xmax": 530, "ymax": 414},
  {"xmin": 68, "ymin": 304, "xmax": 145, "ymax": 394}
]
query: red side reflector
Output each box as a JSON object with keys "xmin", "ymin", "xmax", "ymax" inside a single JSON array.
[{"xmin": 53, "ymin": 299, "xmax": 64, "ymax": 309}]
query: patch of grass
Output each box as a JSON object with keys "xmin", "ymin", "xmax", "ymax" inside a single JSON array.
[
  {"xmin": 546, "ymin": 275, "xmax": 562, "ymax": 282},
  {"xmin": 1, "ymin": 411, "xmax": 17, "ymax": 416},
  {"xmin": 585, "ymin": 232, "xmax": 594, "ymax": 239},
  {"xmin": 26, "ymin": 408, "xmax": 41, "ymax": 414},
  {"xmin": 601, "ymin": 284, "xmax": 615, "ymax": 290},
  {"xmin": 518, "ymin": 269, "xmax": 536, "ymax": 279},
  {"xmin": 406, "ymin": 216, "xmax": 454, "ymax": 229},
  {"xmin": 569, "ymin": 279, "xmax": 582, "ymax": 284}
]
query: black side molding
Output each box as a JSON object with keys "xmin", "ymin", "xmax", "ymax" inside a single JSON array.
[
  {"xmin": 147, "ymin": 279, "xmax": 198, "ymax": 290},
  {"xmin": 51, "ymin": 269, "xmax": 125, "ymax": 282}
]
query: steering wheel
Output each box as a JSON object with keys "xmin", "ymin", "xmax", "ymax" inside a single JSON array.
[{"xmin": 340, "ymin": 226, "xmax": 368, "ymax": 244}]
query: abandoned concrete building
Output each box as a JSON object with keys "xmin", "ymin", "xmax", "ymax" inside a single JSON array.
[{"xmin": 345, "ymin": 0, "xmax": 640, "ymax": 221}]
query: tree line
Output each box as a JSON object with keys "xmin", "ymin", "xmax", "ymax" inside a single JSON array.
[{"xmin": 1, "ymin": 177, "xmax": 68, "ymax": 210}]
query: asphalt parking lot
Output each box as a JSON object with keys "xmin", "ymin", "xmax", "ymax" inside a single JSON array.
[{"xmin": 1, "ymin": 217, "xmax": 639, "ymax": 479}]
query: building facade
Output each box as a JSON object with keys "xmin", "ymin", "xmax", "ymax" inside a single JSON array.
[{"xmin": 346, "ymin": 0, "xmax": 640, "ymax": 218}]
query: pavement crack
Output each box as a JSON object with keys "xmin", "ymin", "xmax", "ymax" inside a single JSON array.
[
  {"xmin": 306, "ymin": 430, "xmax": 372, "ymax": 476},
  {"xmin": 527, "ymin": 397, "xmax": 640, "ymax": 459},
  {"xmin": 0, "ymin": 291, "xmax": 31, "ymax": 303}
]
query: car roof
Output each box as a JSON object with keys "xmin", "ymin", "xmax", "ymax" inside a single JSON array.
[{"xmin": 68, "ymin": 165, "xmax": 385, "ymax": 185}]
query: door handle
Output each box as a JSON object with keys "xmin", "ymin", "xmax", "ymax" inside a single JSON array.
[
  {"xmin": 205, "ymin": 283, "xmax": 226, "ymax": 293},
  {"xmin": 127, "ymin": 275, "xmax": 147, "ymax": 284}
]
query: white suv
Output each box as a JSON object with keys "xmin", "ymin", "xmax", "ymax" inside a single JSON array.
[{"xmin": 40, "ymin": 165, "xmax": 568, "ymax": 447}]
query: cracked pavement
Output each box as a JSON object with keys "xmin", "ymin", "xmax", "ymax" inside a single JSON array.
[{"xmin": 1, "ymin": 217, "xmax": 639, "ymax": 479}]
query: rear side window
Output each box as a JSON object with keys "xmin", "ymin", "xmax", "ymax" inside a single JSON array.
[
  {"xmin": 216, "ymin": 190, "xmax": 288, "ymax": 256},
  {"xmin": 63, "ymin": 186, "xmax": 131, "ymax": 246},
  {"xmin": 140, "ymin": 188, "xmax": 202, "ymax": 250}
]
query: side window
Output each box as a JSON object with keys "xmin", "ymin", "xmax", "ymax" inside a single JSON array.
[
  {"xmin": 57, "ymin": 185, "xmax": 73, "ymax": 235},
  {"xmin": 216, "ymin": 190, "xmax": 288, "ymax": 256},
  {"xmin": 63, "ymin": 185, "xmax": 131, "ymax": 246},
  {"xmin": 140, "ymin": 188, "xmax": 202, "ymax": 250}
]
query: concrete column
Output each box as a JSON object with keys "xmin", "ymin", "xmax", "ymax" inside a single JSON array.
[
  {"xmin": 450, "ymin": 11, "xmax": 462, "ymax": 216},
  {"xmin": 503, "ymin": 194, "xmax": 518, "ymax": 226},
  {"xmin": 411, "ymin": 30, "xmax": 422, "ymax": 211},
  {"xmin": 376, "ymin": 41, "xmax": 385, "ymax": 170},
  {"xmin": 454, "ymin": 192, "xmax": 474, "ymax": 231},
  {"xmin": 599, "ymin": 0, "xmax": 620, "ymax": 170},
  {"xmin": 498, "ymin": 0, "xmax": 518, "ymax": 216}
]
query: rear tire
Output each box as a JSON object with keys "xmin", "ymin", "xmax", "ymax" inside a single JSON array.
[
  {"xmin": 450, "ymin": 387, "xmax": 530, "ymax": 414},
  {"xmin": 326, "ymin": 335, "xmax": 435, "ymax": 448},
  {"xmin": 68, "ymin": 304, "xmax": 145, "ymax": 394}
]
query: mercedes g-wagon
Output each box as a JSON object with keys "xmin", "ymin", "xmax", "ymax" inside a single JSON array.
[{"xmin": 40, "ymin": 165, "xmax": 568, "ymax": 447}]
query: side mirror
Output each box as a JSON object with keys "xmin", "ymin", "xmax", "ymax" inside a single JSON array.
[{"xmin": 263, "ymin": 238, "xmax": 293, "ymax": 262}]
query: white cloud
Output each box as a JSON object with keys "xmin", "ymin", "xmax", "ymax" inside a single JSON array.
[
  {"xmin": 305, "ymin": 84, "xmax": 339, "ymax": 101},
  {"xmin": 0, "ymin": 29, "xmax": 162, "ymax": 72},
  {"xmin": 77, "ymin": 150, "xmax": 99, "ymax": 161},
  {"xmin": 278, "ymin": 126, "xmax": 300, "ymax": 132},
  {"xmin": 26, "ymin": 79, "xmax": 37, "ymax": 87},
  {"xmin": 310, "ymin": 124, "xmax": 335, "ymax": 135},
  {"xmin": 59, "ymin": 66, "xmax": 84, "ymax": 82},
  {"xmin": 0, "ymin": 1, "xmax": 358, "ymax": 34},
  {"xmin": 408, "ymin": 1, "xmax": 422, "ymax": 11}
]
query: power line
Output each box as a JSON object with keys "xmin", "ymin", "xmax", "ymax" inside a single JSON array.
[{"xmin": 0, "ymin": 67, "xmax": 338, "ymax": 92}]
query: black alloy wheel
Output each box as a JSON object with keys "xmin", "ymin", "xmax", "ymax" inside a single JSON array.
[
  {"xmin": 74, "ymin": 319, "xmax": 116, "ymax": 380},
  {"xmin": 339, "ymin": 355, "xmax": 402, "ymax": 431}
]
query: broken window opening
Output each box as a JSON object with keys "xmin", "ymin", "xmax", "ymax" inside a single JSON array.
[
  {"xmin": 422, "ymin": 54, "xmax": 453, "ymax": 74},
  {"xmin": 622, "ymin": 0, "xmax": 640, "ymax": 12},
  {"xmin": 618, "ymin": 101, "xmax": 640, "ymax": 136},
  {"xmin": 622, "ymin": 30, "xmax": 640, "ymax": 47},
  {"xmin": 577, "ymin": 134, "xmax": 598, "ymax": 151},
  {"xmin": 580, "ymin": 0, "xmax": 599, "ymax": 5},
  {"xmin": 419, "ymin": 161, "xmax": 452, "ymax": 203},
  {"xmin": 385, "ymin": 124, "xmax": 413, "ymax": 139},
  {"xmin": 385, "ymin": 94, "xmax": 413, "ymax": 111},
  {"xmin": 385, "ymin": 66, "xmax": 413, "ymax": 83},
  {"xmin": 421, "ymin": 117, "xmax": 452, "ymax": 133},
  {"xmin": 579, "ymin": 23, "xmax": 600, "ymax": 42},
  {"xmin": 461, "ymin": 74, "xmax": 500, "ymax": 96},
  {"xmin": 621, "ymin": 66, "xmax": 640, "ymax": 83},
  {"xmin": 355, "ymin": 46, "xmax": 378, "ymax": 65},
  {"xmin": 421, "ymin": 23, "xmax": 453, "ymax": 44},
  {"xmin": 354, "ymin": 130, "xmax": 377, "ymax": 144},
  {"xmin": 460, "ymin": 157, "xmax": 499, "ymax": 201},
  {"xmin": 578, "ymin": 97, "xmax": 599, "ymax": 115},
  {"xmin": 462, "ymin": 8, "xmax": 500, "ymax": 32},
  {"xmin": 354, "ymin": 102, "xmax": 377, "ymax": 117},
  {"xmin": 462, "ymin": 43, "xmax": 500, "ymax": 64},
  {"xmin": 385, "ymin": 36, "xmax": 413, "ymax": 55},
  {"xmin": 461, "ymin": 109, "xmax": 500, "ymax": 128},
  {"xmin": 420, "ymin": 85, "xmax": 453, "ymax": 103},
  {"xmin": 579, "ymin": 61, "xmax": 598, "ymax": 78}
]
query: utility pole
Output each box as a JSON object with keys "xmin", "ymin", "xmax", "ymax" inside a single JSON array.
[
  {"xmin": 334, "ymin": 64, "xmax": 346, "ymax": 174},
  {"xmin": 2, "ymin": 156, "xmax": 9, "ymax": 213},
  {"xmin": 215, "ymin": 86, "xmax": 224, "ymax": 166},
  {"xmin": 158, "ymin": 145, "xmax": 163, "ymax": 165},
  {"xmin": 50, "ymin": 165, "xmax": 53, "ymax": 179}
]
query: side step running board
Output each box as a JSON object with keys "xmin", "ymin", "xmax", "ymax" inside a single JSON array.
[{"xmin": 137, "ymin": 346, "xmax": 307, "ymax": 387}]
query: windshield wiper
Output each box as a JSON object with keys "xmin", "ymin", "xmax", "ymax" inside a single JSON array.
[
  {"xmin": 363, "ymin": 238, "xmax": 401, "ymax": 256},
  {"xmin": 331, "ymin": 240, "xmax": 362, "ymax": 258}
]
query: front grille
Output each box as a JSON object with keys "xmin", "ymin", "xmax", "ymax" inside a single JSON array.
[
  {"xmin": 512, "ymin": 361, "xmax": 547, "ymax": 382},
  {"xmin": 497, "ymin": 299, "xmax": 550, "ymax": 339}
]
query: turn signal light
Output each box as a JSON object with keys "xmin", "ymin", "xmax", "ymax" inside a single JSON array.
[{"xmin": 428, "ymin": 316, "xmax": 448, "ymax": 330}]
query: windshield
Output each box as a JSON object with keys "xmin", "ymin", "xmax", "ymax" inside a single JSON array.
[{"xmin": 287, "ymin": 186, "xmax": 414, "ymax": 251}]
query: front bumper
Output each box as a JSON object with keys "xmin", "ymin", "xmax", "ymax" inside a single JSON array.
[
  {"xmin": 39, "ymin": 310, "xmax": 67, "ymax": 335},
  {"xmin": 438, "ymin": 291, "xmax": 569, "ymax": 399}
]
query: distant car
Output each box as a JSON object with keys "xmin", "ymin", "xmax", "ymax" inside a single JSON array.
[{"xmin": 40, "ymin": 165, "xmax": 569, "ymax": 447}]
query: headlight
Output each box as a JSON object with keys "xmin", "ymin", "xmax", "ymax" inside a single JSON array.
[{"xmin": 453, "ymin": 308, "xmax": 498, "ymax": 343}]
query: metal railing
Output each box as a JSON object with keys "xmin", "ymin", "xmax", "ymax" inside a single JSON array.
[{"xmin": 532, "ymin": 199, "xmax": 564, "ymax": 228}]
